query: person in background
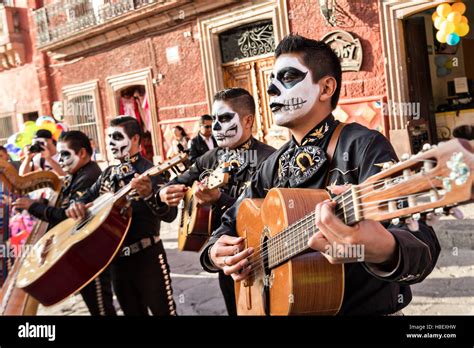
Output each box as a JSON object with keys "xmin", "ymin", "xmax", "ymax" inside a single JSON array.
[
  {"xmin": 19, "ymin": 129, "xmax": 65, "ymax": 177},
  {"xmin": 167, "ymin": 126, "xmax": 190, "ymax": 159},
  {"xmin": 188, "ymin": 114, "xmax": 218, "ymax": 164},
  {"xmin": 0, "ymin": 146, "xmax": 20, "ymax": 171},
  {"xmin": 89, "ymin": 137, "xmax": 98, "ymax": 161},
  {"xmin": 13, "ymin": 130, "xmax": 116, "ymax": 316}
]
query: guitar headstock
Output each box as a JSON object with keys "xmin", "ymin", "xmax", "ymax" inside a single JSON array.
[
  {"xmin": 207, "ymin": 162, "xmax": 239, "ymax": 189},
  {"xmin": 355, "ymin": 139, "xmax": 473, "ymax": 223},
  {"xmin": 147, "ymin": 153, "xmax": 188, "ymax": 177}
]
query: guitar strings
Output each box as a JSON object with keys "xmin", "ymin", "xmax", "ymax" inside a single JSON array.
[
  {"xmin": 32, "ymin": 159, "xmax": 184, "ymax": 256},
  {"xmin": 236, "ymin": 163, "xmax": 438, "ymax": 264},
  {"xmin": 243, "ymin": 189, "xmax": 437, "ymax": 279}
]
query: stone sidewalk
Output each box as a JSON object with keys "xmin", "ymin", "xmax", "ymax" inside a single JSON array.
[{"xmin": 38, "ymin": 203, "xmax": 474, "ymax": 316}]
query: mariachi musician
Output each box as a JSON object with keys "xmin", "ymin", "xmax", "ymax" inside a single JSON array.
[
  {"xmin": 13, "ymin": 130, "xmax": 116, "ymax": 315},
  {"xmin": 65, "ymin": 116, "xmax": 177, "ymax": 316},
  {"xmin": 200, "ymin": 35, "xmax": 441, "ymax": 315},
  {"xmin": 158, "ymin": 88, "xmax": 275, "ymax": 315}
]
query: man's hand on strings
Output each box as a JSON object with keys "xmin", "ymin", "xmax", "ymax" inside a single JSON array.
[
  {"xmin": 66, "ymin": 202, "xmax": 93, "ymax": 220},
  {"xmin": 13, "ymin": 197, "xmax": 34, "ymax": 210},
  {"xmin": 194, "ymin": 181, "xmax": 221, "ymax": 205},
  {"xmin": 130, "ymin": 174, "xmax": 153, "ymax": 198},
  {"xmin": 308, "ymin": 185, "xmax": 398, "ymax": 266},
  {"xmin": 159, "ymin": 184, "xmax": 188, "ymax": 206},
  {"xmin": 210, "ymin": 235, "xmax": 254, "ymax": 281}
]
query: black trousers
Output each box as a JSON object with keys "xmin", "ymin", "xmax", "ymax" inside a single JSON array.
[
  {"xmin": 79, "ymin": 268, "xmax": 116, "ymax": 316},
  {"xmin": 111, "ymin": 241, "xmax": 176, "ymax": 315},
  {"xmin": 218, "ymin": 271, "xmax": 236, "ymax": 316}
]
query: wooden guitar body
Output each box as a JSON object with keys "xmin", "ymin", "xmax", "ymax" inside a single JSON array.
[
  {"xmin": 178, "ymin": 182, "xmax": 213, "ymax": 252},
  {"xmin": 16, "ymin": 194, "xmax": 131, "ymax": 306},
  {"xmin": 235, "ymin": 188, "xmax": 344, "ymax": 315}
]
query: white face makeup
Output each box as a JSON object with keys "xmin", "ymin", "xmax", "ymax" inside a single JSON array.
[
  {"xmin": 268, "ymin": 55, "xmax": 320, "ymax": 126},
  {"xmin": 211, "ymin": 100, "xmax": 243, "ymax": 148},
  {"xmin": 57, "ymin": 142, "xmax": 80, "ymax": 173},
  {"xmin": 106, "ymin": 126, "xmax": 131, "ymax": 159}
]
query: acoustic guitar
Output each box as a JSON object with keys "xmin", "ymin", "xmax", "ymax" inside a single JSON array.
[
  {"xmin": 16, "ymin": 153, "xmax": 187, "ymax": 307},
  {"xmin": 235, "ymin": 138, "xmax": 473, "ymax": 315},
  {"xmin": 178, "ymin": 162, "xmax": 236, "ymax": 252},
  {"xmin": 0, "ymin": 160, "xmax": 61, "ymax": 315}
]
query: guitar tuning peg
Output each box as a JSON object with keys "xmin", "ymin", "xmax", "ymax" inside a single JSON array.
[
  {"xmin": 412, "ymin": 213, "xmax": 421, "ymax": 221},
  {"xmin": 422, "ymin": 143, "xmax": 432, "ymax": 152},
  {"xmin": 449, "ymin": 207, "xmax": 464, "ymax": 220},
  {"xmin": 434, "ymin": 207, "xmax": 445, "ymax": 216},
  {"xmin": 425, "ymin": 212, "xmax": 441, "ymax": 227},
  {"xmin": 405, "ymin": 217, "xmax": 419, "ymax": 232},
  {"xmin": 383, "ymin": 162, "xmax": 392, "ymax": 170},
  {"xmin": 391, "ymin": 218, "xmax": 400, "ymax": 226},
  {"xmin": 401, "ymin": 153, "xmax": 410, "ymax": 161}
]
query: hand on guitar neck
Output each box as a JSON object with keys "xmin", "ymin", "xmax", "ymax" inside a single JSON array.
[
  {"xmin": 309, "ymin": 185, "xmax": 398, "ymax": 268},
  {"xmin": 160, "ymin": 181, "xmax": 221, "ymax": 207},
  {"xmin": 210, "ymin": 184, "xmax": 400, "ymax": 280}
]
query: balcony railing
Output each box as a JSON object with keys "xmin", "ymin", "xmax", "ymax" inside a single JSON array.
[{"xmin": 34, "ymin": 0, "xmax": 161, "ymax": 47}]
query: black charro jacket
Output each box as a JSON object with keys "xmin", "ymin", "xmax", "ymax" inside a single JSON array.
[
  {"xmin": 78, "ymin": 153, "xmax": 176, "ymax": 247},
  {"xmin": 200, "ymin": 114, "xmax": 441, "ymax": 315},
  {"xmin": 159, "ymin": 137, "xmax": 276, "ymax": 228},
  {"xmin": 28, "ymin": 161, "xmax": 102, "ymax": 227},
  {"xmin": 188, "ymin": 133, "xmax": 218, "ymax": 164}
]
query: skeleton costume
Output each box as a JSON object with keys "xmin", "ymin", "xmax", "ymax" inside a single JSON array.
[
  {"xmin": 78, "ymin": 126, "xmax": 177, "ymax": 316},
  {"xmin": 201, "ymin": 113, "xmax": 441, "ymax": 315},
  {"xmin": 158, "ymin": 102, "xmax": 275, "ymax": 315},
  {"xmin": 200, "ymin": 53, "xmax": 440, "ymax": 315},
  {"xmin": 28, "ymin": 148, "xmax": 116, "ymax": 316}
]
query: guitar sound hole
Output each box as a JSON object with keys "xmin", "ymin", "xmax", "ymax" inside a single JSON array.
[{"xmin": 73, "ymin": 213, "xmax": 92, "ymax": 234}]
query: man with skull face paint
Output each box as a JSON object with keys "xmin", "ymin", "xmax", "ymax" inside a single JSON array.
[
  {"xmin": 201, "ymin": 35, "xmax": 440, "ymax": 315},
  {"xmin": 66, "ymin": 116, "xmax": 177, "ymax": 316},
  {"xmin": 158, "ymin": 88, "xmax": 275, "ymax": 315},
  {"xmin": 14, "ymin": 130, "xmax": 116, "ymax": 316}
]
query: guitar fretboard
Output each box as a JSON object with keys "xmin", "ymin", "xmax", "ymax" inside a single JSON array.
[{"xmin": 266, "ymin": 190, "xmax": 357, "ymax": 269}]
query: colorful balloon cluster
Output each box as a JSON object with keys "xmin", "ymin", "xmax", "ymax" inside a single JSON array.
[
  {"xmin": 5, "ymin": 116, "xmax": 68, "ymax": 161},
  {"xmin": 433, "ymin": 2, "xmax": 470, "ymax": 46}
]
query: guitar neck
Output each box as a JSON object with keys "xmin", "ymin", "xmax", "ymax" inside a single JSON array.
[
  {"xmin": 267, "ymin": 139, "xmax": 474, "ymax": 269},
  {"xmin": 114, "ymin": 154, "xmax": 188, "ymax": 201},
  {"xmin": 266, "ymin": 192, "xmax": 351, "ymax": 269}
]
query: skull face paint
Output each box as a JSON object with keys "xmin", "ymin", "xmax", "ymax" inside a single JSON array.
[
  {"xmin": 211, "ymin": 100, "xmax": 243, "ymax": 148},
  {"xmin": 267, "ymin": 55, "xmax": 320, "ymax": 126},
  {"xmin": 57, "ymin": 142, "xmax": 80, "ymax": 173},
  {"xmin": 106, "ymin": 126, "xmax": 131, "ymax": 159}
]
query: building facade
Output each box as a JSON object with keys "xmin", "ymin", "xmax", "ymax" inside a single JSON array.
[{"xmin": 1, "ymin": 0, "xmax": 472, "ymax": 163}]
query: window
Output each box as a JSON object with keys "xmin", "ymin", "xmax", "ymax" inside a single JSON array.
[
  {"xmin": 62, "ymin": 80, "xmax": 105, "ymax": 160},
  {"xmin": 64, "ymin": 94, "xmax": 102, "ymax": 156},
  {"xmin": 0, "ymin": 113, "xmax": 14, "ymax": 145},
  {"xmin": 219, "ymin": 20, "xmax": 275, "ymax": 64}
]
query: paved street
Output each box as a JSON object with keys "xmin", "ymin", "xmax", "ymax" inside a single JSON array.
[{"xmin": 38, "ymin": 203, "xmax": 474, "ymax": 316}]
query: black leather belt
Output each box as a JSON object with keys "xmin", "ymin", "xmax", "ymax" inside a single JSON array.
[{"xmin": 119, "ymin": 235, "xmax": 161, "ymax": 257}]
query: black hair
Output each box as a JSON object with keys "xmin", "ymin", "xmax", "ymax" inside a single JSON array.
[
  {"xmin": 110, "ymin": 116, "xmax": 142, "ymax": 144},
  {"xmin": 58, "ymin": 130, "xmax": 93, "ymax": 156},
  {"xmin": 0, "ymin": 145, "xmax": 7, "ymax": 154},
  {"xmin": 200, "ymin": 114, "xmax": 213, "ymax": 124},
  {"xmin": 173, "ymin": 125, "xmax": 189, "ymax": 140},
  {"xmin": 213, "ymin": 88, "xmax": 256, "ymax": 117},
  {"xmin": 275, "ymin": 34, "xmax": 342, "ymax": 109}
]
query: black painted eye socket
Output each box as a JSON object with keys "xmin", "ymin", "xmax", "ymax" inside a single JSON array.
[
  {"xmin": 217, "ymin": 112, "xmax": 235, "ymax": 123},
  {"xmin": 60, "ymin": 151, "xmax": 71, "ymax": 157},
  {"xmin": 111, "ymin": 132, "xmax": 125, "ymax": 141},
  {"xmin": 276, "ymin": 67, "xmax": 308, "ymax": 89}
]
